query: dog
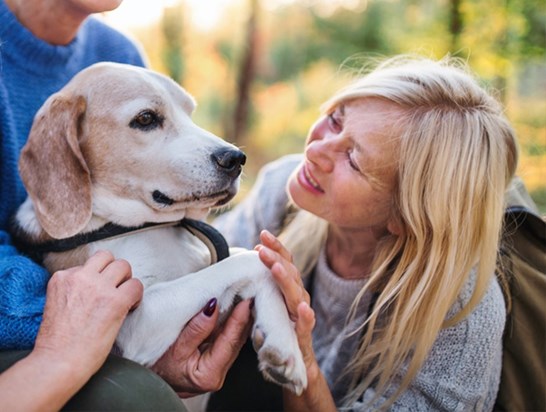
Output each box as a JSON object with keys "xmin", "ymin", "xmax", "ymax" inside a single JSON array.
[{"xmin": 13, "ymin": 62, "xmax": 307, "ymax": 395}]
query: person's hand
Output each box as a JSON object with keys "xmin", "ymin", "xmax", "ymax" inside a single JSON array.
[
  {"xmin": 151, "ymin": 298, "xmax": 253, "ymax": 398},
  {"xmin": 255, "ymin": 230, "xmax": 316, "ymax": 367},
  {"xmin": 34, "ymin": 250, "xmax": 143, "ymax": 379},
  {"xmin": 257, "ymin": 230, "xmax": 336, "ymax": 411}
]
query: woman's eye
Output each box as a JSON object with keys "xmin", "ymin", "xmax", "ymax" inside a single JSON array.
[
  {"xmin": 129, "ymin": 110, "xmax": 163, "ymax": 131},
  {"xmin": 328, "ymin": 112, "xmax": 342, "ymax": 133},
  {"xmin": 348, "ymin": 151, "xmax": 361, "ymax": 173}
]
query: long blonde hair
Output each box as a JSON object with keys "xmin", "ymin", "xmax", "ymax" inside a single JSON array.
[{"xmin": 279, "ymin": 55, "xmax": 518, "ymax": 408}]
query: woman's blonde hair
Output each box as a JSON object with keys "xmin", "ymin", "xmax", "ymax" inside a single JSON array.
[{"xmin": 279, "ymin": 55, "xmax": 518, "ymax": 408}]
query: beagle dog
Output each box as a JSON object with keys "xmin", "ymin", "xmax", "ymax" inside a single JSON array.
[{"xmin": 13, "ymin": 62, "xmax": 306, "ymax": 395}]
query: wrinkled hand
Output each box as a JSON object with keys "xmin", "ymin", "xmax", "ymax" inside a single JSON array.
[
  {"xmin": 151, "ymin": 298, "xmax": 253, "ymax": 398},
  {"xmin": 35, "ymin": 250, "xmax": 143, "ymax": 378}
]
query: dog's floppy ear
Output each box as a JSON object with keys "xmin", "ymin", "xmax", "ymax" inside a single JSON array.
[{"xmin": 19, "ymin": 94, "xmax": 92, "ymax": 239}]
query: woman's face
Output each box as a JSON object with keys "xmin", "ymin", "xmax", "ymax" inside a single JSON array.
[{"xmin": 287, "ymin": 98, "xmax": 402, "ymax": 232}]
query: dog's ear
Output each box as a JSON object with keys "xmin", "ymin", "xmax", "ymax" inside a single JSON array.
[{"xmin": 19, "ymin": 94, "xmax": 92, "ymax": 239}]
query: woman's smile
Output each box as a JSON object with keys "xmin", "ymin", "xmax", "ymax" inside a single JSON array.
[{"xmin": 297, "ymin": 163, "xmax": 324, "ymax": 194}]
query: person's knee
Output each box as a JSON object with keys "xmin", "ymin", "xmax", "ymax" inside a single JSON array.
[
  {"xmin": 63, "ymin": 354, "xmax": 187, "ymax": 411},
  {"xmin": 0, "ymin": 351, "xmax": 187, "ymax": 411}
]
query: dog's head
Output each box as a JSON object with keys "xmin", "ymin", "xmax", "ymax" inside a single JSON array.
[{"xmin": 19, "ymin": 62, "xmax": 246, "ymax": 239}]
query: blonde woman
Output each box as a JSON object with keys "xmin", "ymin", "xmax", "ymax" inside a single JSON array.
[{"xmin": 211, "ymin": 56, "xmax": 517, "ymax": 411}]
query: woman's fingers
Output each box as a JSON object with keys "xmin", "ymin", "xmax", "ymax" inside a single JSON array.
[
  {"xmin": 271, "ymin": 260, "xmax": 309, "ymax": 306},
  {"xmin": 202, "ymin": 299, "xmax": 252, "ymax": 373},
  {"xmin": 260, "ymin": 230, "xmax": 293, "ymax": 262},
  {"xmin": 292, "ymin": 301, "xmax": 318, "ymax": 375},
  {"xmin": 151, "ymin": 299, "xmax": 252, "ymax": 397},
  {"xmin": 172, "ymin": 298, "xmax": 220, "ymax": 361},
  {"xmin": 257, "ymin": 243, "xmax": 310, "ymax": 321},
  {"xmin": 150, "ymin": 298, "xmax": 220, "ymax": 394},
  {"xmin": 258, "ymin": 242, "xmax": 300, "ymax": 285},
  {"xmin": 258, "ymin": 231, "xmax": 303, "ymax": 289},
  {"xmin": 296, "ymin": 301, "xmax": 315, "ymax": 348}
]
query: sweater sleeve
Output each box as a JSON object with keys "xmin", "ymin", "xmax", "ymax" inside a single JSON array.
[
  {"xmin": 0, "ymin": 231, "xmax": 48, "ymax": 350},
  {"xmin": 212, "ymin": 154, "xmax": 302, "ymax": 249}
]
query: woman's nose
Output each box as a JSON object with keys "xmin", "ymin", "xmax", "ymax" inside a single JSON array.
[
  {"xmin": 305, "ymin": 138, "xmax": 336, "ymax": 173},
  {"xmin": 307, "ymin": 116, "xmax": 329, "ymax": 143},
  {"xmin": 305, "ymin": 116, "xmax": 340, "ymax": 172}
]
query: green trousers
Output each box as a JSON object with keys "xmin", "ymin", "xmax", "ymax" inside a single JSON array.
[{"xmin": 0, "ymin": 350, "xmax": 187, "ymax": 411}]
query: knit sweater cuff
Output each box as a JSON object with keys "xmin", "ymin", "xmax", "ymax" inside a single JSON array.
[{"xmin": 0, "ymin": 243, "xmax": 48, "ymax": 349}]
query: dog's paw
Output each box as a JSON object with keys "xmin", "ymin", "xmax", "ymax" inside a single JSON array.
[{"xmin": 252, "ymin": 326, "xmax": 307, "ymax": 395}]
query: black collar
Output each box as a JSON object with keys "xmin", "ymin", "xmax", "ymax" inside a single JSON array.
[{"xmin": 11, "ymin": 218, "xmax": 229, "ymax": 264}]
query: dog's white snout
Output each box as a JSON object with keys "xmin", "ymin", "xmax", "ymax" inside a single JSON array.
[{"xmin": 211, "ymin": 149, "xmax": 247, "ymax": 178}]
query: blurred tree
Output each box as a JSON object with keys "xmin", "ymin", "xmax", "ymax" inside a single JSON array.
[
  {"xmin": 229, "ymin": 0, "xmax": 260, "ymax": 146},
  {"xmin": 517, "ymin": 0, "xmax": 545, "ymax": 58},
  {"xmin": 161, "ymin": 3, "xmax": 185, "ymax": 84},
  {"xmin": 310, "ymin": 2, "xmax": 394, "ymax": 60},
  {"xmin": 261, "ymin": 1, "xmax": 395, "ymax": 84},
  {"xmin": 122, "ymin": 0, "xmax": 544, "ymax": 210},
  {"xmin": 449, "ymin": 0, "xmax": 463, "ymax": 51}
]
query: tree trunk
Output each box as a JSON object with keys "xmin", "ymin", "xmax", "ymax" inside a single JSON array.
[
  {"xmin": 161, "ymin": 4, "xmax": 185, "ymax": 84},
  {"xmin": 449, "ymin": 0, "xmax": 463, "ymax": 53},
  {"xmin": 230, "ymin": 0, "xmax": 259, "ymax": 146}
]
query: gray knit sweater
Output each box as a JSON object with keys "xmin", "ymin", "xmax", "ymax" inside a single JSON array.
[{"xmin": 213, "ymin": 154, "xmax": 505, "ymax": 411}]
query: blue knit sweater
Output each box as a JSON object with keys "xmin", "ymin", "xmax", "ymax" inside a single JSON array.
[{"xmin": 0, "ymin": 0, "xmax": 146, "ymax": 349}]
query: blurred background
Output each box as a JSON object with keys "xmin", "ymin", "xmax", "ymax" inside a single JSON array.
[{"xmin": 102, "ymin": 0, "xmax": 545, "ymax": 213}]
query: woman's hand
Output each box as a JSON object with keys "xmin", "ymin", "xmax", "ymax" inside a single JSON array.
[
  {"xmin": 256, "ymin": 230, "xmax": 315, "ymax": 360},
  {"xmin": 256, "ymin": 230, "xmax": 336, "ymax": 412},
  {"xmin": 151, "ymin": 298, "xmax": 253, "ymax": 398}
]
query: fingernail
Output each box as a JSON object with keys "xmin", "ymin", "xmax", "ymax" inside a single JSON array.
[
  {"xmin": 262, "ymin": 230, "xmax": 274, "ymax": 241},
  {"xmin": 203, "ymin": 298, "xmax": 217, "ymax": 317},
  {"xmin": 261, "ymin": 247, "xmax": 274, "ymax": 259}
]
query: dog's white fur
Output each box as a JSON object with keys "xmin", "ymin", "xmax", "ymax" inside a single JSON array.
[{"xmin": 15, "ymin": 62, "xmax": 307, "ymax": 394}]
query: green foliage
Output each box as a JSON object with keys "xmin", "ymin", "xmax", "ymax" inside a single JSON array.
[
  {"xmin": 161, "ymin": 5, "xmax": 185, "ymax": 83},
  {"xmin": 516, "ymin": 0, "xmax": 546, "ymax": 57},
  {"xmin": 131, "ymin": 0, "xmax": 546, "ymax": 212}
]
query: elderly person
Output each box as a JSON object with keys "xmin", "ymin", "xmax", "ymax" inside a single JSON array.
[{"xmin": 0, "ymin": 1, "xmax": 250, "ymax": 410}]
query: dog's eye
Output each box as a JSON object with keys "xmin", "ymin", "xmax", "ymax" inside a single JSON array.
[{"xmin": 129, "ymin": 110, "xmax": 163, "ymax": 131}]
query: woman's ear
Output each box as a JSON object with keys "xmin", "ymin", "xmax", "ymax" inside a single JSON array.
[{"xmin": 387, "ymin": 216, "xmax": 403, "ymax": 236}]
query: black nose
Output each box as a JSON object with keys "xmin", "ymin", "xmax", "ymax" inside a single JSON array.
[{"xmin": 211, "ymin": 149, "xmax": 246, "ymax": 177}]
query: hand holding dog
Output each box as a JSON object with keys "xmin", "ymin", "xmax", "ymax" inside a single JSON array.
[
  {"xmin": 0, "ymin": 250, "xmax": 143, "ymax": 412},
  {"xmin": 151, "ymin": 298, "xmax": 253, "ymax": 398},
  {"xmin": 35, "ymin": 250, "xmax": 143, "ymax": 376},
  {"xmin": 39, "ymin": 249, "xmax": 253, "ymax": 399},
  {"xmin": 257, "ymin": 230, "xmax": 336, "ymax": 411}
]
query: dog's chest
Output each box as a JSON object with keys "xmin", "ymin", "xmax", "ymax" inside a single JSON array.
[{"xmin": 89, "ymin": 227, "xmax": 211, "ymax": 288}]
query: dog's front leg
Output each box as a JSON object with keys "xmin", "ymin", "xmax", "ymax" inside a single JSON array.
[
  {"xmin": 116, "ymin": 250, "xmax": 307, "ymax": 394},
  {"xmin": 248, "ymin": 276, "xmax": 308, "ymax": 395},
  {"xmin": 115, "ymin": 250, "xmax": 271, "ymax": 366}
]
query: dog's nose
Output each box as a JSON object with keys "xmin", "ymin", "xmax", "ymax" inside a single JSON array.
[{"xmin": 211, "ymin": 149, "xmax": 247, "ymax": 177}]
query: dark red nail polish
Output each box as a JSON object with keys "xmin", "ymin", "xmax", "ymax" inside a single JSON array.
[{"xmin": 203, "ymin": 298, "xmax": 217, "ymax": 317}]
